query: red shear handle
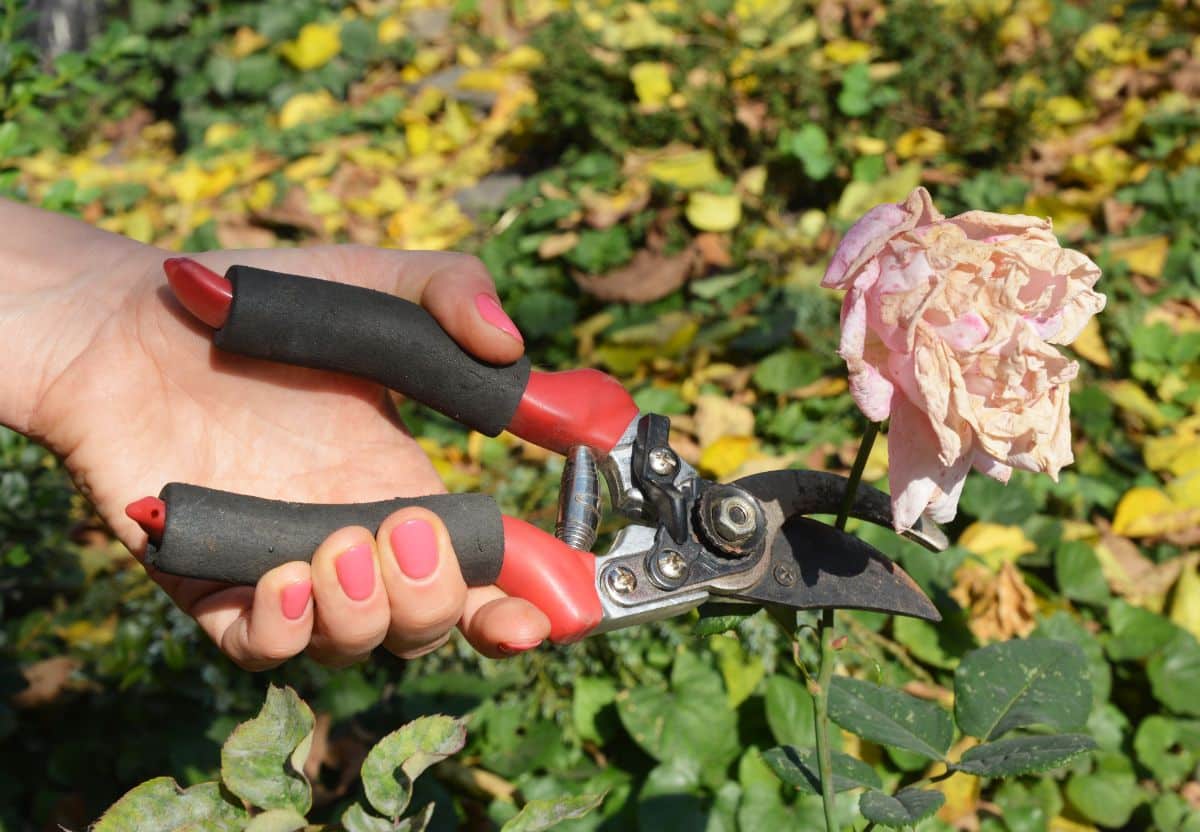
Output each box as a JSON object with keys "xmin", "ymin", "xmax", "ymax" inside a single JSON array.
[
  {"xmin": 497, "ymin": 517, "xmax": 603, "ymax": 644},
  {"xmin": 165, "ymin": 260, "xmax": 639, "ymax": 455}
]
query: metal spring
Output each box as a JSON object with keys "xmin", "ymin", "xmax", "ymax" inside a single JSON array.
[{"xmin": 556, "ymin": 445, "xmax": 601, "ymax": 550}]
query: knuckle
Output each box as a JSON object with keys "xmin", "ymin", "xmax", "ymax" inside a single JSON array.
[
  {"xmin": 390, "ymin": 632, "xmax": 452, "ymax": 660},
  {"xmin": 439, "ymin": 252, "xmax": 491, "ymax": 286},
  {"xmin": 390, "ymin": 588, "xmax": 465, "ymax": 637}
]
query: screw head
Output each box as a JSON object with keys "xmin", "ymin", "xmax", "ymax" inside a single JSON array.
[
  {"xmin": 774, "ymin": 564, "xmax": 796, "ymax": 587},
  {"xmin": 647, "ymin": 447, "xmax": 678, "ymax": 477},
  {"xmin": 714, "ymin": 495, "xmax": 757, "ymax": 543},
  {"xmin": 604, "ymin": 565, "xmax": 638, "ymax": 596},
  {"xmin": 657, "ymin": 550, "xmax": 687, "ymax": 581}
]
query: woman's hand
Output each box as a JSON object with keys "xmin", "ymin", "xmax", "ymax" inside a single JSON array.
[{"xmin": 0, "ymin": 201, "xmax": 551, "ymax": 669}]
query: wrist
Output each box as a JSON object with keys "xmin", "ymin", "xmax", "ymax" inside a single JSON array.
[{"xmin": 0, "ymin": 199, "xmax": 155, "ymax": 437}]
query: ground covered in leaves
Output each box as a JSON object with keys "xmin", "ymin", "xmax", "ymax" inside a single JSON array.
[{"xmin": 2, "ymin": 0, "xmax": 1200, "ymax": 830}]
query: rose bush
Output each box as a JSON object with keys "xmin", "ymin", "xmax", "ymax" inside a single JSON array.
[{"xmin": 822, "ymin": 187, "xmax": 1106, "ymax": 531}]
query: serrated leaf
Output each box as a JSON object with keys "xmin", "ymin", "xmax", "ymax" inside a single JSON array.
[
  {"xmin": 952, "ymin": 734, "xmax": 1096, "ymax": 777},
  {"xmin": 221, "ymin": 685, "xmax": 314, "ymax": 814},
  {"xmin": 762, "ymin": 746, "xmax": 881, "ymax": 795},
  {"xmin": 954, "ymin": 638, "xmax": 1090, "ymax": 740},
  {"xmin": 859, "ymin": 788, "xmax": 945, "ymax": 827},
  {"xmin": 94, "ymin": 778, "xmax": 245, "ymax": 832},
  {"xmin": 361, "ymin": 715, "xmax": 466, "ymax": 818},
  {"xmin": 244, "ymin": 808, "xmax": 308, "ymax": 832},
  {"xmin": 829, "ymin": 677, "xmax": 953, "ymax": 761},
  {"xmin": 500, "ymin": 792, "xmax": 606, "ymax": 832}
]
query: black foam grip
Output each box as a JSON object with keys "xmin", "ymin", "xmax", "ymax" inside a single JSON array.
[
  {"xmin": 145, "ymin": 483, "xmax": 505, "ymax": 586},
  {"xmin": 213, "ymin": 266, "xmax": 532, "ymax": 437}
]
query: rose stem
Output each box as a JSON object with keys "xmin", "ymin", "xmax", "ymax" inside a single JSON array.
[{"xmin": 814, "ymin": 419, "xmax": 880, "ymax": 831}]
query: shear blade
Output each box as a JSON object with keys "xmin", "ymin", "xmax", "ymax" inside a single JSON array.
[
  {"xmin": 730, "ymin": 516, "xmax": 941, "ymax": 621},
  {"xmin": 733, "ymin": 469, "xmax": 948, "ymax": 552}
]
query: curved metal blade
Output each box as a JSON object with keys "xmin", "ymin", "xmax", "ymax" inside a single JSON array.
[
  {"xmin": 733, "ymin": 469, "xmax": 948, "ymax": 552},
  {"xmin": 723, "ymin": 516, "xmax": 940, "ymax": 621}
]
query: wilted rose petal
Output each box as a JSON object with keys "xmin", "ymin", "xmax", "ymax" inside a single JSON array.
[{"xmin": 825, "ymin": 187, "xmax": 1105, "ymax": 531}]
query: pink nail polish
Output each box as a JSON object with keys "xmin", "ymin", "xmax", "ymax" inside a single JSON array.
[
  {"xmin": 475, "ymin": 293, "xmax": 524, "ymax": 343},
  {"xmin": 499, "ymin": 640, "xmax": 543, "ymax": 655},
  {"xmin": 390, "ymin": 519, "xmax": 438, "ymax": 580},
  {"xmin": 335, "ymin": 544, "xmax": 376, "ymax": 601},
  {"xmin": 281, "ymin": 580, "xmax": 312, "ymax": 620}
]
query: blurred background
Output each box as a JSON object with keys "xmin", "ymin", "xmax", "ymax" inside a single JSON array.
[{"xmin": 1, "ymin": 1, "xmax": 1199, "ymax": 829}]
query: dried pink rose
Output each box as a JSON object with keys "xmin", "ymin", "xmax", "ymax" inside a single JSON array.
[{"xmin": 822, "ymin": 187, "xmax": 1105, "ymax": 531}]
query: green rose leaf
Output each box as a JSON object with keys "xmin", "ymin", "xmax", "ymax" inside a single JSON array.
[
  {"xmin": 244, "ymin": 808, "xmax": 308, "ymax": 832},
  {"xmin": 764, "ymin": 675, "xmax": 817, "ymax": 749},
  {"xmin": 859, "ymin": 788, "xmax": 945, "ymax": 827},
  {"xmin": 951, "ymin": 734, "xmax": 1096, "ymax": 777},
  {"xmin": 761, "ymin": 746, "xmax": 882, "ymax": 795},
  {"xmin": 1148, "ymin": 631, "xmax": 1200, "ymax": 716},
  {"xmin": 954, "ymin": 638, "xmax": 1090, "ymax": 740},
  {"xmin": 1134, "ymin": 716, "xmax": 1200, "ymax": 788},
  {"xmin": 341, "ymin": 802, "xmax": 435, "ymax": 832},
  {"xmin": 361, "ymin": 715, "xmax": 466, "ymax": 819},
  {"xmin": 1106, "ymin": 600, "xmax": 1178, "ymax": 661},
  {"xmin": 1065, "ymin": 752, "xmax": 1144, "ymax": 828},
  {"xmin": 1055, "ymin": 541, "xmax": 1110, "ymax": 605},
  {"xmin": 341, "ymin": 803, "xmax": 393, "ymax": 832},
  {"xmin": 500, "ymin": 792, "xmax": 606, "ymax": 832},
  {"xmin": 221, "ymin": 685, "xmax": 315, "ymax": 814},
  {"xmin": 573, "ymin": 676, "xmax": 618, "ymax": 744},
  {"xmin": 616, "ymin": 652, "xmax": 740, "ymax": 787},
  {"xmin": 93, "ymin": 778, "xmax": 245, "ymax": 832},
  {"xmin": 828, "ymin": 676, "xmax": 953, "ymax": 760},
  {"xmin": 752, "ymin": 349, "xmax": 822, "ymax": 394}
]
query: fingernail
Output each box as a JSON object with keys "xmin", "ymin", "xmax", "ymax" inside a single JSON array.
[
  {"xmin": 499, "ymin": 640, "xmax": 543, "ymax": 655},
  {"xmin": 475, "ymin": 293, "xmax": 523, "ymax": 343},
  {"xmin": 390, "ymin": 519, "xmax": 438, "ymax": 580},
  {"xmin": 335, "ymin": 544, "xmax": 376, "ymax": 601},
  {"xmin": 281, "ymin": 580, "xmax": 312, "ymax": 620}
]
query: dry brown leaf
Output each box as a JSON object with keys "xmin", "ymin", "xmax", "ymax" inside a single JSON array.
[
  {"xmin": 538, "ymin": 231, "xmax": 579, "ymax": 259},
  {"xmin": 304, "ymin": 711, "xmax": 333, "ymax": 783},
  {"xmin": 12, "ymin": 656, "xmax": 81, "ymax": 708},
  {"xmin": 1182, "ymin": 780, "xmax": 1200, "ymax": 810},
  {"xmin": 1103, "ymin": 198, "xmax": 1143, "ymax": 236},
  {"xmin": 951, "ymin": 561, "xmax": 1037, "ymax": 643},
  {"xmin": 694, "ymin": 232, "xmax": 733, "ymax": 267},
  {"xmin": 216, "ymin": 221, "xmax": 278, "ymax": 249},
  {"xmin": 902, "ymin": 680, "xmax": 954, "ymax": 708},
  {"xmin": 573, "ymin": 246, "xmax": 700, "ymax": 303},
  {"xmin": 1096, "ymin": 528, "xmax": 1182, "ymax": 609}
]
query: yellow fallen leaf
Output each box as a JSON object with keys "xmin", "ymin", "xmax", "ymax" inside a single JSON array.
[
  {"xmin": 1049, "ymin": 816, "xmax": 1098, "ymax": 832},
  {"xmin": 1144, "ymin": 432, "xmax": 1200, "ymax": 477},
  {"xmin": 55, "ymin": 615, "xmax": 117, "ymax": 648},
  {"xmin": 406, "ymin": 121, "xmax": 432, "ymax": 155},
  {"xmin": 895, "ymin": 127, "xmax": 946, "ymax": 160},
  {"xmin": 231, "ymin": 26, "xmax": 268, "ymax": 58},
  {"xmin": 1108, "ymin": 235, "xmax": 1170, "ymax": 278},
  {"xmin": 630, "ymin": 61, "xmax": 672, "ymax": 107},
  {"xmin": 959, "ymin": 522, "xmax": 1037, "ymax": 569},
  {"xmin": 1070, "ymin": 317, "xmax": 1111, "ymax": 367},
  {"xmin": 537, "ymin": 232, "xmax": 579, "ymax": 259},
  {"xmin": 166, "ymin": 162, "xmax": 236, "ymax": 203},
  {"xmin": 686, "ymin": 191, "xmax": 742, "ymax": 232},
  {"xmin": 496, "ymin": 45, "xmax": 544, "ymax": 71},
  {"xmin": 1112, "ymin": 487, "xmax": 1200, "ymax": 537},
  {"xmin": 1105, "ymin": 380, "xmax": 1168, "ymax": 430},
  {"xmin": 694, "ymin": 395, "xmax": 755, "ymax": 448},
  {"xmin": 645, "ymin": 149, "xmax": 723, "ymax": 190},
  {"xmin": 700, "ymin": 435, "xmax": 758, "ymax": 480},
  {"xmin": 203, "ymin": 122, "xmax": 240, "ymax": 147},
  {"xmin": 823, "ymin": 39, "xmax": 872, "ymax": 64},
  {"xmin": 835, "ymin": 163, "xmax": 922, "ymax": 222},
  {"xmin": 246, "ymin": 180, "xmax": 276, "ymax": 212},
  {"xmin": 377, "ymin": 15, "xmax": 406, "ymax": 44},
  {"xmin": 852, "ymin": 135, "xmax": 888, "ymax": 155},
  {"xmin": 1167, "ymin": 469, "xmax": 1200, "ymax": 509},
  {"xmin": 863, "ymin": 437, "xmax": 888, "ymax": 483},
  {"xmin": 1170, "ymin": 558, "xmax": 1200, "ymax": 642},
  {"xmin": 1041, "ymin": 95, "xmax": 1092, "ymax": 126},
  {"xmin": 278, "ymin": 90, "xmax": 339, "ymax": 129},
  {"xmin": 279, "ymin": 21, "xmax": 341, "ymax": 71},
  {"xmin": 738, "ymin": 165, "xmax": 767, "ymax": 197}
]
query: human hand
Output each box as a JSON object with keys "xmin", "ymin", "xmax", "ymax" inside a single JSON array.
[{"xmin": 2, "ymin": 203, "xmax": 551, "ymax": 668}]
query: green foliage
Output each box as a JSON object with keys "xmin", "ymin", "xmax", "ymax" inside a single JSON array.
[
  {"xmin": 858, "ymin": 788, "xmax": 944, "ymax": 828},
  {"xmin": 221, "ymin": 686, "xmax": 315, "ymax": 814}
]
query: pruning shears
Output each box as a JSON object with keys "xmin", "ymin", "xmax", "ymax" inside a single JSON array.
[{"xmin": 127, "ymin": 259, "xmax": 947, "ymax": 644}]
